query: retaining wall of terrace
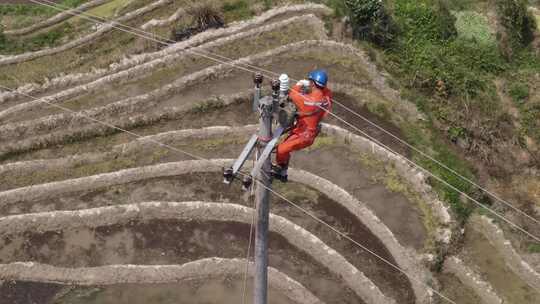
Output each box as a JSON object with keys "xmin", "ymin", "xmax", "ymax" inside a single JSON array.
[
  {"xmin": 0, "ymin": 4, "xmax": 331, "ymax": 103},
  {"xmin": 0, "ymin": 155, "xmax": 439, "ymax": 303},
  {"xmin": 0, "ymin": 15, "xmax": 326, "ymax": 121},
  {"xmin": 0, "ymin": 201, "xmax": 396, "ymax": 304},
  {"xmin": 0, "ymin": 0, "xmax": 172, "ymax": 66},
  {"xmin": 471, "ymin": 215, "xmax": 540, "ymax": 291},
  {"xmin": 0, "ymin": 40, "xmax": 411, "ymax": 158},
  {"xmin": 141, "ymin": 6, "xmax": 185, "ymax": 30},
  {"xmin": 0, "ymin": 258, "xmax": 324, "ymax": 304},
  {"xmin": 442, "ymin": 256, "xmax": 503, "ymax": 304},
  {"xmin": 4, "ymin": 0, "xmax": 111, "ymax": 36}
]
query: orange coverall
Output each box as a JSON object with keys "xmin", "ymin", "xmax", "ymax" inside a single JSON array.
[{"xmin": 275, "ymin": 83, "xmax": 332, "ymax": 167}]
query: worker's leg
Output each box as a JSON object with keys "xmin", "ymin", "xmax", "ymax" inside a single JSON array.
[{"xmin": 275, "ymin": 132, "xmax": 315, "ymax": 166}]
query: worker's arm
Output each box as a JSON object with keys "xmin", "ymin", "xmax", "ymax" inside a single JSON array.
[
  {"xmin": 288, "ymin": 83, "xmax": 306, "ymax": 109},
  {"xmin": 321, "ymin": 88, "xmax": 333, "ymax": 118}
]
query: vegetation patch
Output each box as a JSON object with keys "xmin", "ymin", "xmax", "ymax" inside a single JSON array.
[
  {"xmin": 454, "ymin": 10, "xmax": 495, "ymax": 46},
  {"xmin": 0, "ymin": 0, "xmax": 86, "ymax": 17},
  {"xmin": 355, "ymin": 146, "xmax": 439, "ymax": 252},
  {"xmin": 343, "ymin": 0, "xmax": 397, "ymax": 47},
  {"xmin": 322, "ymin": 0, "xmax": 540, "ymax": 224},
  {"xmin": 83, "ymin": 0, "xmax": 133, "ymax": 19},
  {"xmin": 0, "ymin": 21, "xmax": 76, "ymax": 53},
  {"xmin": 221, "ymin": 0, "xmax": 253, "ymax": 23},
  {"xmin": 508, "ymin": 81, "xmax": 529, "ymax": 104},
  {"xmin": 402, "ymin": 122, "xmax": 477, "ymax": 223},
  {"xmin": 0, "ymin": 0, "xmax": 86, "ymax": 30},
  {"xmin": 494, "ymin": 0, "xmax": 537, "ymax": 59}
]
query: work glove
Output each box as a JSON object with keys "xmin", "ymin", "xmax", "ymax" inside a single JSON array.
[
  {"xmin": 297, "ymin": 79, "xmax": 310, "ymax": 87},
  {"xmin": 296, "ymin": 79, "xmax": 311, "ymax": 94}
]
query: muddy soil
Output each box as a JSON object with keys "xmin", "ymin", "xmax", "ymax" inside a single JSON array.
[
  {"xmin": 463, "ymin": 220, "xmax": 540, "ymax": 303},
  {"xmin": 0, "ymin": 219, "xmax": 362, "ymax": 304},
  {"xmin": 56, "ymin": 280, "xmax": 295, "ymax": 304},
  {"xmin": 11, "ymin": 170, "xmax": 416, "ymax": 302},
  {"xmin": 0, "ymin": 281, "xmax": 62, "ymax": 304}
]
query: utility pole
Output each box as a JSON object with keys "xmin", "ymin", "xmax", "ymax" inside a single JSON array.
[
  {"xmin": 253, "ymin": 79, "xmax": 279, "ymax": 304},
  {"xmin": 223, "ymin": 74, "xmax": 292, "ymax": 304}
]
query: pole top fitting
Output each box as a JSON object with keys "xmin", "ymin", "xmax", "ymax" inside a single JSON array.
[
  {"xmin": 271, "ymin": 79, "xmax": 280, "ymax": 92},
  {"xmin": 254, "ymin": 73, "xmax": 263, "ymax": 85},
  {"xmin": 279, "ymin": 74, "xmax": 289, "ymax": 94}
]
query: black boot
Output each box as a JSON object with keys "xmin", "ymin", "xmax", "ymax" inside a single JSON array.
[{"xmin": 271, "ymin": 164, "xmax": 288, "ymax": 183}]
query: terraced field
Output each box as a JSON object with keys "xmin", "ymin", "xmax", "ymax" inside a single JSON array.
[{"xmin": 1, "ymin": 1, "xmax": 539, "ymax": 304}]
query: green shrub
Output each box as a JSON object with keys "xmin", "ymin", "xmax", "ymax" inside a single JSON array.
[
  {"xmin": 508, "ymin": 82, "xmax": 529, "ymax": 103},
  {"xmin": 345, "ymin": 0, "xmax": 398, "ymax": 47},
  {"xmin": 390, "ymin": 0, "xmax": 505, "ymax": 100},
  {"xmin": 495, "ymin": 0, "xmax": 537, "ymax": 59},
  {"xmin": 454, "ymin": 11, "xmax": 496, "ymax": 45}
]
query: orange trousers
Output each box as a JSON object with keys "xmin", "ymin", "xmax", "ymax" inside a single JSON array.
[{"xmin": 275, "ymin": 129, "xmax": 317, "ymax": 166}]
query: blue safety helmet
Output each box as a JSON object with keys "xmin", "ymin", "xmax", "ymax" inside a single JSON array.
[{"xmin": 308, "ymin": 69, "xmax": 328, "ymax": 88}]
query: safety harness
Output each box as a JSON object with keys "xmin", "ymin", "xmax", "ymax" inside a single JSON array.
[{"xmin": 297, "ymin": 99, "xmax": 330, "ymax": 117}]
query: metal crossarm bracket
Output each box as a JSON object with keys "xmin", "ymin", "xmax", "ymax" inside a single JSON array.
[
  {"xmin": 223, "ymin": 134, "xmax": 258, "ymax": 185},
  {"xmin": 232, "ymin": 134, "xmax": 258, "ymax": 174},
  {"xmin": 250, "ymin": 125, "xmax": 284, "ymax": 178}
]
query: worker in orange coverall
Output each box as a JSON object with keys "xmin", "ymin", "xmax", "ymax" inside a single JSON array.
[{"xmin": 272, "ymin": 69, "xmax": 332, "ymax": 182}]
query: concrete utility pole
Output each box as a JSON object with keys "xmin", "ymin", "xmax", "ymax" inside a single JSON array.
[
  {"xmin": 223, "ymin": 74, "xmax": 291, "ymax": 304},
  {"xmin": 253, "ymin": 79, "xmax": 279, "ymax": 304}
]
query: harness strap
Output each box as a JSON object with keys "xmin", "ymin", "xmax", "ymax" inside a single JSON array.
[{"xmin": 298, "ymin": 99, "xmax": 330, "ymax": 117}]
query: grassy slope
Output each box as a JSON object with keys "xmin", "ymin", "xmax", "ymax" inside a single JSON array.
[{"xmin": 322, "ymin": 0, "xmax": 540, "ymax": 222}]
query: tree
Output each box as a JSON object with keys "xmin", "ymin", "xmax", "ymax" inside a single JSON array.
[
  {"xmin": 345, "ymin": 0, "xmax": 398, "ymax": 48},
  {"xmin": 494, "ymin": 0, "xmax": 537, "ymax": 59}
]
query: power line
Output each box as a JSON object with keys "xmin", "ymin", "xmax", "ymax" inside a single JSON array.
[
  {"xmin": 317, "ymin": 106, "xmax": 540, "ymax": 243},
  {"xmin": 0, "ymin": 83, "xmax": 457, "ymax": 304},
  {"xmin": 2, "ymin": 0, "xmax": 535, "ymax": 298},
  {"xmin": 21, "ymin": 0, "xmax": 540, "ymax": 233}
]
